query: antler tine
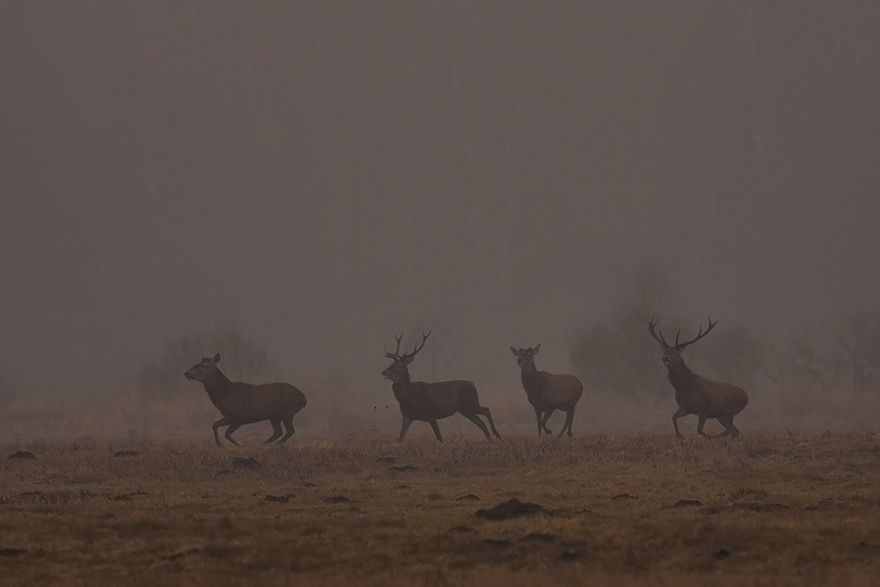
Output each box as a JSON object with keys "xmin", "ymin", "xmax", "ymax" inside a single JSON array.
[
  {"xmin": 409, "ymin": 331, "xmax": 431, "ymax": 357},
  {"xmin": 647, "ymin": 318, "xmax": 671, "ymax": 348},
  {"xmin": 675, "ymin": 318, "xmax": 717, "ymax": 349},
  {"xmin": 384, "ymin": 333, "xmax": 404, "ymax": 359}
]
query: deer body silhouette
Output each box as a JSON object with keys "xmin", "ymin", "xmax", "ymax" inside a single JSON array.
[
  {"xmin": 382, "ymin": 333, "xmax": 501, "ymax": 442},
  {"xmin": 185, "ymin": 354, "xmax": 307, "ymax": 446},
  {"xmin": 510, "ymin": 345, "xmax": 583, "ymax": 437},
  {"xmin": 648, "ymin": 319, "xmax": 748, "ymax": 438}
]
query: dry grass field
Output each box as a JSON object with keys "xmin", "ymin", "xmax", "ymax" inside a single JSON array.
[{"xmin": 2, "ymin": 432, "xmax": 880, "ymax": 586}]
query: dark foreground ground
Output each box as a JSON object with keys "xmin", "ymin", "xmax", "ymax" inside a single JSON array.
[{"xmin": 1, "ymin": 432, "xmax": 879, "ymax": 586}]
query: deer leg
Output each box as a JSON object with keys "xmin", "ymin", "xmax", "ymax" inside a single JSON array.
[
  {"xmin": 539, "ymin": 409, "xmax": 555, "ymax": 435},
  {"xmin": 716, "ymin": 415, "xmax": 739, "ymax": 438},
  {"xmin": 398, "ymin": 417, "xmax": 412, "ymax": 441},
  {"xmin": 278, "ymin": 416, "xmax": 296, "ymax": 443},
  {"xmin": 696, "ymin": 415, "xmax": 712, "ymax": 438},
  {"xmin": 461, "ymin": 412, "xmax": 492, "ymax": 440},
  {"xmin": 534, "ymin": 407, "xmax": 544, "ymax": 436},
  {"xmin": 224, "ymin": 424, "xmax": 242, "ymax": 446},
  {"xmin": 559, "ymin": 408, "xmax": 575, "ymax": 438},
  {"xmin": 428, "ymin": 419, "xmax": 444, "ymax": 442},
  {"xmin": 264, "ymin": 419, "xmax": 283, "ymax": 444},
  {"xmin": 212, "ymin": 417, "xmax": 232, "ymax": 446},
  {"xmin": 477, "ymin": 406, "xmax": 501, "ymax": 438},
  {"xmin": 672, "ymin": 408, "xmax": 689, "ymax": 438}
]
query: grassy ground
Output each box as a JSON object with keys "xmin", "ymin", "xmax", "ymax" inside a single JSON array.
[{"xmin": 2, "ymin": 432, "xmax": 880, "ymax": 585}]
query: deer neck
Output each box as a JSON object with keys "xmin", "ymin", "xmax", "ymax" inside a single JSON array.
[
  {"xmin": 200, "ymin": 369, "xmax": 234, "ymax": 405},
  {"xmin": 391, "ymin": 369, "xmax": 412, "ymax": 401},
  {"xmin": 666, "ymin": 359, "xmax": 696, "ymax": 388},
  {"xmin": 520, "ymin": 362, "xmax": 545, "ymax": 395}
]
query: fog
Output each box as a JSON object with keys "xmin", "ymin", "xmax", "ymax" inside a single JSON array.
[{"xmin": 1, "ymin": 3, "xmax": 879, "ymax": 436}]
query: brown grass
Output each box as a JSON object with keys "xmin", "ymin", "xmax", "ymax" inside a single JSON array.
[{"xmin": 2, "ymin": 432, "xmax": 880, "ymax": 585}]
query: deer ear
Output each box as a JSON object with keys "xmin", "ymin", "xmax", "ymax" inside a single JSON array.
[
  {"xmin": 213, "ymin": 353, "xmax": 221, "ymax": 363},
  {"xmin": 510, "ymin": 347, "xmax": 518, "ymax": 356},
  {"xmin": 403, "ymin": 354, "xmax": 415, "ymax": 365},
  {"xmin": 533, "ymin": 344, "xmax": 541, "ymax": 355}
]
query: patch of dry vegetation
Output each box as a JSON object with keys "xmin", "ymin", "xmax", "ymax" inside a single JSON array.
[{"xmin": 2, "ymin": 433, "xmax": 880, "ymax": 585}]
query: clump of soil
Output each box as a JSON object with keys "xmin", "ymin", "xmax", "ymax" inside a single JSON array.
[
  {"xmin": 475, "ymin": 498, "xmax": 544, "ymax": 521},
  {"xmin": 612, "ymin": 493, "xmax": 637, "ymax": 501},
  {"xmin": 456, "ymin": 494, "xmax": 481, "ymax": 502},
  {"xmin": 389, "ymin": 465, "xmax": 419, "ymax": 472},
  {"xmin": 8, "ymin": 451, "xmax": 36, "ymax": 460},
  {"xmin": 673, "ymin": 499, "xmax": 703, "ymax": 507},
  {"xmin": 230, "ymin": 457, "xmax": 261, "ymax": 470},
  {"xmin": 324, "ymin": 495, "xmax": 352, "ymax": 504},
  {"xmin": 264, "ymin": 494, "xmax": 291, "ymax": 503}
]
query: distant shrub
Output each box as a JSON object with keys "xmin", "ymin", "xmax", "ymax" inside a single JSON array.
[{"xmin": 570, "ymin": 262, "xmax": 669, "ymax": 401}]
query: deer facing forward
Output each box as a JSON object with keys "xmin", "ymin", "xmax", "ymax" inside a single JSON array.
[
  {"xmin": 185, "ymin": 353, "xmax": 307, "ymax": 446},
  {"xmin": 510, "ymin": 345, "xmax": 584, "ymax": 437},
  {"xmin": 382, "ymin": 332, "xmax": 501, "ymax": 442},
  {"xmin": 647, "ymin": 319, "xmax": 748, "ymax": 438}
]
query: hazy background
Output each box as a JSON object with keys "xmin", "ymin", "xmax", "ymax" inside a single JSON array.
[{"xmin": 1, "ymin": 2, "xmax": 879, "ymax": 439}]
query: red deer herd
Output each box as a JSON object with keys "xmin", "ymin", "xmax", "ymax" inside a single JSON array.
[{"xmin": 185, "ymin": 319, "xmax": 749, "ymax": 445}]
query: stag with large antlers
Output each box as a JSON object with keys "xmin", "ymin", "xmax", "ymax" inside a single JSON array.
[
  {"xmin": 510, "ymin": 345, "xmax": 583, "ymax": 437},
  {"xmin": 647, "ymin": 319, "xmax": 748, "ymax": 438},
  {"xmin": 382, "ymin": 332, "xmax": 501, "ymax": 442},
  {"xmin": 185, "ymin": 353, "xmax": 307, "ymax": 446}
]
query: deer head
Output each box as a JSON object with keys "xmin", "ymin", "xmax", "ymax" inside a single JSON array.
[
  {"xmin": 382, "ymin": 333, "xmax": 431, "ymax": 383},
  {"xmin": 647, "ymin": 318, "xmax": 716, "ymax": 370},
  {"xmin": 185, "ymin": 353, "xmax": 222, "ymax": 382},
  {"xmin": 510, "ymin": 344, "xmax": 541, "ymax": 368}
]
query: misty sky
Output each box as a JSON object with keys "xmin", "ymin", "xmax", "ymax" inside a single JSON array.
[{"xmin": 2, "ymin": 2, "xmax": 879, "ymax": 398}]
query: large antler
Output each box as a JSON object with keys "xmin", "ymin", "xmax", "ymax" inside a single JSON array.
[
  {"xmin": 403, "ymin": 332, "xmax": 431, "ymax": 360},
  {"xmin": 673, "ymin": 318, "xmax": 717, "ymax": 349},
  {"xmin": 385, "ymin": 332, "xmax": 431, "ymax": 361},
  {"xmin": 648, "ymin": 318, "xmax": 717, "ymax": 350},
  {"xmin": 647, "ymin": 318, "xmax": 671, "ymax": 348},
  {"xmin": 384, "ymin": 333, "xmax": 404, "ymax": 359}
]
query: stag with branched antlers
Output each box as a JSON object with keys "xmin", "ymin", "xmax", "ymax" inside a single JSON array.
[
  {"xmin": 382, "ymin": 332, "xmax": 501, "ymax": 442},
  {"xmin": 647, "ymin": 319, "xmax": 749, "ymax": 438}
]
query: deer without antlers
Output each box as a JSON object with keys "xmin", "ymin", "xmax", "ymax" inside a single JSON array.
[
  {"xmin": 510, "ymin": 345, "xmax": 583, "ymax": 437},
  {"xmin": 382, "ymin": 332, "xmax": 501, "ymax": 442},
  {"xmin": 185, "ymin": 353, "xmax": 307, "ymax": 446},
  {"xmin": 647, "ymin": 318, "xmax": 748, "ymax": 438}
]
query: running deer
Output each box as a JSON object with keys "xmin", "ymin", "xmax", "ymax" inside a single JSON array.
[
  {"xmin": 647, "ymin": 319, "xmax": 749, "ymax": 438},
  {"xmin": 510, "ymin": 345, "xmax": 584, "ymax": 437},
  {"xmin": 184, "ymin": 353, "xmax": 307, "ymax": 446},
  {"xmin": 382, "ymin": 332, "xmax": 501, "ymax": 442}
]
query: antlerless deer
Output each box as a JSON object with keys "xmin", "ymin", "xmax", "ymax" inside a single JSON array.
[
  {"xmin": 647, "ymin": 319, "xmax": 749, "ymax": 438},
  {"xmin": 185, "ymin": 353, "xmax": 307, "ymax": 446},
  {"xmin": 510, "ymin": 345, "xmax": 583, "ymax": 437},
  {"xmin": 382, "ymin": 332, "xmax": 501, "ymax": 442}
]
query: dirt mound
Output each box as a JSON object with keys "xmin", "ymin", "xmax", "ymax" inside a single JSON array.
[
  {"xmin": 8, "ymin": 451, "xmax": 35, "ymax": 460},
  {"xmin": 475, "ymin": 498, "xmax": 543, "ymax": 521},
  {"xmin": 230, "ymin": 457, "xmax": 261, "ymax": 470}
]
